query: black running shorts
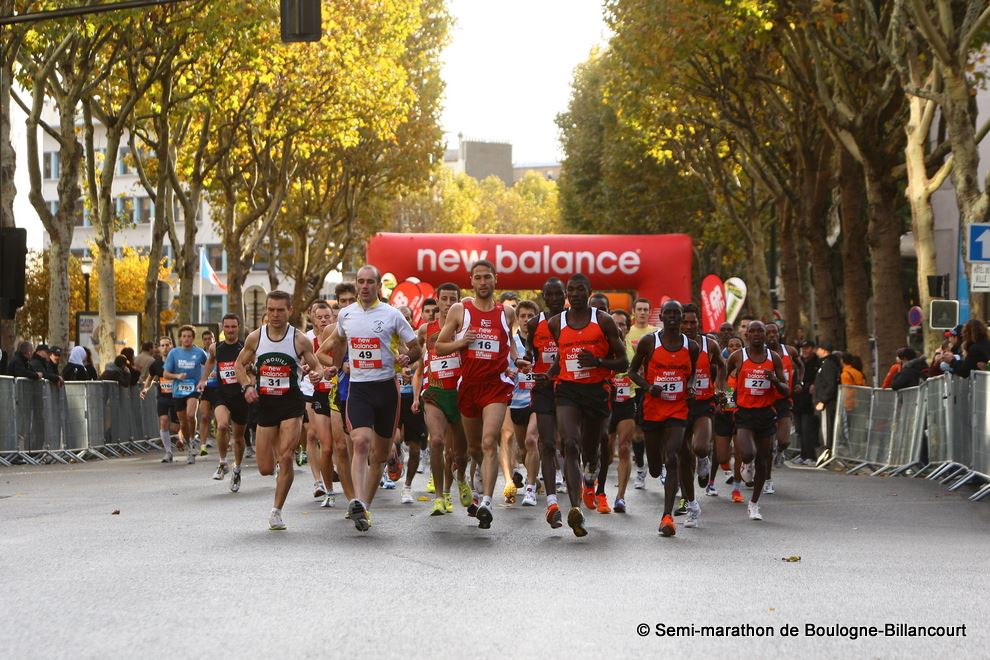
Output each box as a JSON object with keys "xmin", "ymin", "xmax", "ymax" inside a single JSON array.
[
  {"xmin": 255, "ymin": 393, "xmax": 305, "ymax": 428},
  {"xmin": 554, "ymin": 380, "xmax": 610, "ymax": 419},
  {"xmin": 346, "ymin": 379, "xmax": 400, "ymax": 438},
  {"xmin": 510, "ymin": 406, "xmax": 533, "ymax": 427},
  {"xmin": 608, "ymin": 398, "xmax": 637, "ymax": 434},
  {"xmin": 773, "ymin": 398, "xmax": 792, "ymax": 419},
  {"xmin": 713, "ymin": 412, "xmax": 735, "ymax": 438},
  {"xmin": 201, "ymin": 387, "xmax": 222, "ymax": 407},
  {"xmin": 531, "ymin": 382, "xmax": 555, "ymax": 415},
  {"xmin": 398, "ymin": 393, "xmax": 427, "ymax": 444},
  {"xmin": 734, "ymin": 406, "xmax": 777, "ymax": 438},
  {"xmin": 217, "ymin": 388, "xmax": 250, "ymax": 426}
]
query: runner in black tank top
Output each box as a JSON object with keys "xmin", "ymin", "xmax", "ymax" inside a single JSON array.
[{"xmin": 200, "ymin": 314, "xmax": 249, "ymax": 493}]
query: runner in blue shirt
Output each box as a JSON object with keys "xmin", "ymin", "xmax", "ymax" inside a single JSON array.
[{"xmin": 164, "ymin": 325, "xmax": 208, "ymax": 464}]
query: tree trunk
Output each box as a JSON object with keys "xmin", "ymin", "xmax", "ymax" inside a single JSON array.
[
  {"xmin": 838, "ymin": 148, "xmax": 871, "ymax": 373},
  {"xmin": 796, "ymin": 224, "xmax": 813, "ymax": 336},
  {"xmin": 226, "ymin": 251, "xmax": 247, "ymax": 325},
  {"xmin": 0, "ymin": 29, "xmax": 16, "ymax": 354},
  {"xmin": 176, "ymin": 195, "xmax": 200, "ymax": 325},
  {"xmin": 778, "ymin": 197, "xmax": 803, "ymax": 341},
  {"xmin": 802, "ymin": 161, "xmax": 840, "ymax": 346},
  {"xmin": 745, "ymin": 215, "xmax": 772, "ymax": 321},
  {"xmin": 863, "ymin": 162, "xmax": 907, "ymax": 381},
  {"xmin": 92, "ymin": 125, "xmax": 124, "ymax": 370},
  {"xmin": 289, "ymin": 224, "xmax": 309, "ymax": 327}
]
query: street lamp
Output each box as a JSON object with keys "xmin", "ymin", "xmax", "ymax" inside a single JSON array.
[{"xmin": 81, "ymin": 256, "xmax": 93, "ymax": 311}]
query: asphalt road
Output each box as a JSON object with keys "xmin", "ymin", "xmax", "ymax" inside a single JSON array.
[{"xmin": 1, "ymin": 451, "xmax": 987, "ymax": 659}]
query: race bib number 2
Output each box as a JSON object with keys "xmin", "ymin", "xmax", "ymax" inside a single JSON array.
[{"xmin": 350, "ymin": 337, "xmax": 383, "ymax": 370}]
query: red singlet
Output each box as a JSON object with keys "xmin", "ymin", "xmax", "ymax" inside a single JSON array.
[
  {"xmin": 642, "ymin": 332, "xmax": 692, "ymax": 421},
  {"xmin": 735, "ymin": 348, "xmax": 778, "ymax": 409},
  {"xmin": 556, "ymin": 309, "xmax": 611, "ymax": 384},
  {"xmin": 457, "ymin": 300, "xmax": 511, "ymax": 385}
]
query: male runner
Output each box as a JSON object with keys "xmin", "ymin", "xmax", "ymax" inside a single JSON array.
[
  {"xmin": 526, "ymin": 278, "xmax": 566, "ymax": 527},
  {"xmin": 628, "ymin": 301, "xmax": 699, "ymax": 537},
  {"xmin": 141, "ymin": 336, "xmax": 178, "ymax": 462},
  {"xmin": 421, "ymin": 298, "xmax": 438, "ymax": 325},
  {"xmin": 320, "ymin": 266, "xmax": 420, "ymax": 531},
  {"xmin": 307, "ymin": 301, "xmax": 338, "ymax": 504},
  {"xmin": 711, "ymin": 336, "xmax": 742, "ymax": 499},
  {"xmin": 414, "ymin": 281, "xmax": 471, "ymax": 515},
  {"xmin": 724, "ymin": 321, "xmax": 788, "ymax": 521},
  {"xmin": 163, "ymin": 326, "xmax": 207, "ymax": 465},
  {"xmin": 764, "ymin": 322, "xmax": 802, "ymax": 494},
  {"xmin": 608, "ymin": 309, "xmax": 637, "ymax": 513},
  {"xmin": 313, "ymin": 302, "xmax": 350, "ymax": 506},
  {"xmin": 395, "ymin": 305, "xmax": 427, "ymax": 504},
  {"xmin": 505, "ymin": 299, "xmax": 540, "ymax": 506},
  {"xmin": 198, "ymin": 329, "xmax": 219, "ymax": 455},
  {"xmin": 235, "ymin": 291, "xmax": 325, "ymax": 531},
  {"xmin": 547, "ymin": 274, "xmax": 628, "ymax": 537},
  {"xmin": 199, "ymin": 314, "xmax": 249, "ymax": 491},
  {"xmin": 588, "ymin": 293, "xmax": 616, "ymax": 514},
  {"xmin": 627, "ymin": 298, "xmax": 657, "ymax": 490},
  {"xmin": 435, "ymin": 260, "xmax": 528, "ymax": 530},
  {"xmin": 301, "ymin": 301, "xmax": 330, "ymax": 500}
]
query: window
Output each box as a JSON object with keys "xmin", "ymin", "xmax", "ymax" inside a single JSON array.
[
  {"xmin": 117, "ymin": 147, "xmax": 133, "ymax": 175},
  {"xmin": 207, "ymin": 244, "xmax": 224, "ymax": 272},
  {"xmin": 43, "ymin": 152, "xmax": 59, "ymax": 179},
  {"xmin": 70, "ymin": 248, "xmax": 91, "ymax": 260},
  {"xmin": 135, "ymin": 197, "xmax": 154, "ymax": 224}
]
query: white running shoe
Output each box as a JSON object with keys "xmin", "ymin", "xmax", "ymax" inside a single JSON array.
[
  {"xmin": 321, "ymin": 493, "xmax": 336, "ymax": 508},
  {"xmin": 684, "ymin": 501, "xmax": 701, "ymax": 528},
  {"xmin": 634, "ymin": 468, "xmax": 646, "ymax": 490},
  {"xmin": 748, "ymin": 502, "xmax": 763, "ymax": 521},
  {"xmin": 161, "ymin": 453, "xmax": 173, "ymax": 464},
  {"xmin": 521, "ymin": 487, "xmax": 537, "ymax": 507},
  {"xmin": 555, "ymin": 470, "xmax": 566, "ymax": 494},
  {"xmin": 269, "ymin": 509, "xmax": 286, "ymax": 531},
  {"xmin": 705, "ymin": 483, "xmax": 718, "ymax": 497},
  {"xmin": 763, "ymin": 480, "xmax": 775, "ymax": 495},
  {"xmin": 401, "ymin": 485, "xmax": 414, "ymax": 504},
  {"xmin": 659, "ymin": 465, "xmax": 667, "ymax": 486},
  {"xmin": 741, "ymin": 462, "xmax": 755, "ymax": 484},
  {"xmin": 314, "ymin": 481, "xmax": 327, "ymax": 498},
  {"xmin": 229, "ymin": 468, "xmax": 241, "ymax": 493},
  {"xmin": 212, "ymin": 464, "xmax": 225, "ymax": 480},
  {"xmin": 696, "ymin": 456, "xmax": 711, "ymax": 481},
  {"xmin": 418, "ymin": 448, "xmax": 428, "ymax": 473},
  {"xmin": 187, "ymin": 450, "xmax": 196, "ymax": 465}
]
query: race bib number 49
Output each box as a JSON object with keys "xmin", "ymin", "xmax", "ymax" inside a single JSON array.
[
  {"xmin": 259, "ymin": 364, "xmax": 291, "ymax": 395},
  {"xmin": 349, "ymin": 337, "xmax": 383, "ymax": 370}
]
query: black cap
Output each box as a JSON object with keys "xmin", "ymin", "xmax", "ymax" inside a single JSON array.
[
  {"xmin": 819, "ymin": 341, "xmax": 834, "ymax": 352},
  {"xmin": 35, "ymin": 343, "xmax": 50, "ymax": 353},
  {"xmin": 799, "ymin": 339, "xmax": 815, "ymax": 348},
  {"xmin": 51, "ymin": 347, "xmax": 62, "ymax": 356}
]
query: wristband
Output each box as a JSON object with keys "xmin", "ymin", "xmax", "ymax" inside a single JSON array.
[{"xmin": 242, "ymin": 383, "xmax": 256, "ymax": 394}]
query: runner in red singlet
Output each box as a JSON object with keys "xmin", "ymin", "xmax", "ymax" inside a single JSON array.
[
  {"xmin": 764, "ymin": 322, "xmax": 803, "ymax": 495},
  {"xmin": 547, "ymin": 274, "xmax": 628, "ymax": 537},
  {"xmin": 725, "ymin": 321, "xmax": 789, "ymax": 521},
  {"xmin": 435, "ymin": 260, "xmax": 530, "ymax": 530},
  {"xmin": 628, "ymin": 301, "xmax": 699, "ymax": 537}
]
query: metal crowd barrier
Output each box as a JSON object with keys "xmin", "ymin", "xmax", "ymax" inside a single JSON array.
[
  {"xmin": 821, "ymin": 372, "xmax": 990, "ymax": 501},
  {"xmin": 0, "ymin": 376, "xmax": 161, "ymax": 465}
]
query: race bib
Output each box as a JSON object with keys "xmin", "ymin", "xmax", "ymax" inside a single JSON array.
[
  {"xmin": 541, "ymin": 350, "xmax": 557, "ymax": 365},
  {"xmin": 744, "ymin": 376, "xmax": 771, "ymax": 395},
  {"xmin": 259, "ymin": 364, "xmax": 291, "ymax": 395},
  {"xmin": 431, "ymin": 354, "xmax": 461, "ymax": 375},
  {"xmin": 613, "ymin": 377, "xmax": 633, "ymax": 402},
  {"xmin": 694, "ymin": 374, "xmax": 711, "ymax": 390},
  {"xmin": 174, "ymin": 382, "xmax": 195, "ymax": 396},
  {"xmin": 564, "ymin": 358, "xmax": 590, "ymax": 379},
  {"xmin": 782, "ymin": 369, "xmax": 791, "ymax": 385},
  {"xmin": 517, "ymin": 371, "xmax": 537, "ymax": 390},
  {"xmin": 468, "ymin": 337, "xmax": 500, "ymax": 359},
  {"xmin": 349, "ymin": 337, "xmax": 383, "ymax": 370},
  {"xmin": 219, "ymin": 361, "xmax": 238, "ymax": 385},
  {"xmin": 653, "ymin": 375, "xmax": 684, "ymax": 400},
  {"xmin": 159, "ymin": 379, "xmax": 173, "ymax": 394}
]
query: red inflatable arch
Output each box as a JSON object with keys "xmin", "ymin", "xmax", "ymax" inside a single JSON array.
[{"xmin": 366, "ymin": 233, "xmax": 692, "ymax": 317}]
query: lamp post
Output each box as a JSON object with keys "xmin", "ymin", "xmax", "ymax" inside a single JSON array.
[{"xmin": 81, "ymin": 256, "xmax": 93, "ymax": 311}]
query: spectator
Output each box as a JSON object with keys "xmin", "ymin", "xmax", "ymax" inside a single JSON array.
[
  {"xmin": 8, "ymin": 341, "xmax": 42, "ymax": 380},
  {"xmin": 48, "ymin": 346, "xmax": 62, "ymax": 369},
  {"xmin": 942, "ymin": 318, "xmax": 990, "ymax": 378},
  {"xmin": 813, "ymin": 341, "xmax": 842, "ymax": 450},
  {"xmin": 134, "ymin": 341, "xmax": 155, "ymax": 380},
  {"xmin": 30, "ymin": 344, "xmax": 62, "ymax": 384},
  {"xmin": 840, "ymin": 353, "xmax": 866, "ymax": 386},
  {"xmin": 82, "ymin": 347, "xmax": 99, "ymax": 381},
  {"xmin": 120, "ymin": 347, "xmax": 141, "ymax": 387},
  {"xmin": 881, "ymin": 348, "xmax": 916, "ymax": 389},
  {"xmin": 930, "ymin": 339, "xmax": 952, "ymax": 375},
  {"xmin": 793, "ymin": 339, "xmax": 820, "ymax": 464},
  {"xmin": 61, "ymin": 346, "xmax": 91, "ymax": 381},
  {"xmin": 891, "ymin": 351, "xmax": 928, "ymax": 390},
  {"xmin": 100, "ymin": 355, "xmax": 131, "ymax": 387}
]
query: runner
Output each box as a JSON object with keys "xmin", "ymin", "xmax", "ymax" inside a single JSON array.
[
  {"xmin": 525, "ymin": 278, "xmax": 567, "ymax": 526},
  {"xmin": 395, "ymin": 305, "xmax": 427, "ymax": 504},
  {"xmin": 679, "ymin": 302, "xmax": 726, "ymax": 525},
  {"xmin": 627, "ymin": 298, "xmax": 657, "ymax": 490},
  {"xmin": 548, "ymin": 274, "xmax": 628, "ymax": 537},
  {"xmin": 588, "ymin": 293, "xmax": 615, "ymax": 514},
  {"xmin": 764, "ymin": 322, "xmax": 803, "ymax": 494},
  {"xmin": 140, "ymin": 336, "xmax": 179, "ymax": 462},
  {"xmin": 608, "ymin": 309, "xmax": 637, "ymax": 513},
  {"xmin": 307, "ymin": 301, "xmax": 338, "ymax": 506},
  {"xmin": 198, "ymin": 314, "xmax": 248, "ymax": 491},
  {"xmin": 317, "ymin": 290, "xmax": 356, "ymax": 506},
  {"xmin": 628, "ymin": 301, "xmax": 699, "ymax": 537},
  {"xmin": 163, "ymin": 326, "xmax": 208, "ymax": 465},
  {"xmin": 710, "ymin": 336, "xmax": 742, "ymax": 499},
  {"xmin": 435, "ymin": 259, "xmax": 529, "ymax": 530},
  {"xmin": 504, "ymin": 299, "xmax": 540, "ymax": 506},
  {"xmin": 320, "ymin": 265, "xmax": 420, "ymax": 532},
  {"xmin": 235, "ymin": 290, "xmax": 326, "ymax": 531},
  {"xmin": 197, "ymin": 330, "xmax": 219, "ymax": 456},
  {"xmin": 421, "ymin": 297, "xmax": 438, "ymax": 325},
  {"xmin": 415, "ymin": 282, "xmax": 470, "ymax": 515},
  {"xmin": 724, "ymin": 320, "xmax": 789, "ymax": 521}
]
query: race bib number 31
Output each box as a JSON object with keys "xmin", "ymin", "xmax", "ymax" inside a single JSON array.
[
  {"xmin": 350, "ymin": 337, "xmax": 383, "ymax": 370},
  {"xmin": 259, "ymin": 364, "xmax": 291, "ymax": 395}
]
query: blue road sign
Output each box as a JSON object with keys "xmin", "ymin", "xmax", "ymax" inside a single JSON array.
[{"xmin": 967, "ymin": 223, "xmax": 990, "ymax": 262}]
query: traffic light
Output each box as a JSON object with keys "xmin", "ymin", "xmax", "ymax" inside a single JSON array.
[
  {"xmin": 280, "ymin": 0, "xmax": 322, "ymax": 43},
  {"xmin": 929, "ymin": 300, "xmax": 959, "ymax": 330}
]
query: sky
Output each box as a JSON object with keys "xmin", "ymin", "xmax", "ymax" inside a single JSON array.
[{"xmin": 440, "ymin": 0, "xmax": 609, "ymax": 165}]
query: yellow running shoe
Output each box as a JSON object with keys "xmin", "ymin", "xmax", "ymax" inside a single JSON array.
[
  {"xmin": 503, "ymin": 482, "xmax": 517, "ymax": 505},
  {"xmin": 426, "ymin": 476, "xmax": 436, "ymax": 493},
  {"xmin": 443, "ymin": 491, "xmax": 454, "ymax": 513},
  {"xmin": 430, "ymin": 497, "xmax": 445, "ymax": 516},
  {"xmin": 457, "ymin": 479, "xmax": 472, "ymax": 507}
]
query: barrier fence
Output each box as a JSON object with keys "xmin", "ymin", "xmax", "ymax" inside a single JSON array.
[
  {"xmin": 0, "ymin": 376, "xmax": 161, "ymax": 465},
  {"xmin": 821, "ymin": 371, "xmax": 990, "ymax": 502}
]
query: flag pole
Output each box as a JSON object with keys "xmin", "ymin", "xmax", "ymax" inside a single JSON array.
[{"xmin": 198, "ymin": 245, "xmax": 204, "ymax": 324}]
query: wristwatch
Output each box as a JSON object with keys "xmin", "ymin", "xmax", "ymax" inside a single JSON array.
[{"xmin": 241, "ymin": 383, "xmax": 256, "ymax": 394}]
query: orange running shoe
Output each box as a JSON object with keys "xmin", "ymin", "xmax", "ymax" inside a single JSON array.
[
  {"xmin": 595, "ymin": 493, "xmax": 611, "ymax": 514},
  {"xmin": 582, "ymin": 482, "xmax": 596, "ymax": 510},
  {"xmin": 545, "ymin": 502, "xmax": 563, "ymax": 529},
  {"xmin": 731, "ymin": 489, "xmax": 744, "ymax": 503},
  {"xmin": 659, "ymin": 514, "xmax": 676, "ymax": 537},
  {"xmin": 387, "ymin": 456, "xmax": 403, "ymax": 482}
]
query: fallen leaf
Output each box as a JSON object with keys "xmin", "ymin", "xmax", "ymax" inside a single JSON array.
[
  {"xmin": 781, "ymin": 555, "xmax": 801, "ymax": 562},
  {"xmin": 417, "ymin": 496, "xmax": 430, "ymax": 502},
  {"xmin": 111, "ymin": 510, "xmax": 120, "ymax": 515}
]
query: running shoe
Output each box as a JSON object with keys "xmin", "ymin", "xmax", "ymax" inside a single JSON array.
[
  {"xmin": 457, "ymin": 480, "xmax": 472, "ymax": 507},
  {"xmin": 467, "ymin": 495, "xmax": 480, "ymax": 517},
  {"xmin": 296, "ymin": 450, "xmax": 306, "ymax": 467},
  {"xmin": 673, "ymin": 498, "xmax": 687, "ymax": 516},
  {"xmin": 658, "ymin": 514, "xmax": 676, "ymax": 537},
  {"xmin": 348, "ymin": 500, "xmax": 370, "ymax": 532},
  {"xmin": 634, "ymin": 468, "xmax": 646, "ymax": 490},
  {"xmin": 401, "ymin": 485, "xmax": 414, "ymax": 504},
  {"xmin": 613, "ymin": 497, "xmax": 626, "ymax": 513},
  {"xmin": 503, "ymin": 482, "xmax": 517, "ymax": 504},
  {"xmin": 199, "ymin": 444, "xmax": 209, "ymax": 457},
  {"xmin": 321, "ymin": 493, "xmax": 336, "ymax": 508},
  {"xmin": 245, "ymin": 444, "xmax": 255, "ymax": 459},
  {"xmin": 567, "ymin": 507, "xmax": 588, "ymax": 537},
  {"xmin": 763, "ymin": 480, "xmax": 775, "ymax": 494},
  {"xmin": 212, "ymin": 464, "xmax": 226, "ymax": 480},
  {"xmin": 741, "ymin": 462, "xmax": 755, "ymax": 484},
  {"xmin": 555, "ymin": 470, "xmax": 565, "ymax": 494},
  {"xmin": 417, "ymin": 450, "xmax": 426, "ymax": 474},
  {"xmin": 521, "ymin": 487, "xmax": 537, "ymax": 507},
  {"xmin": 269, "ymin": 510, "xmax": 286, "ymax": 531},
  {"xmin": 426, "ymin": 476, "xmax": 436, "ymax": 494},
  {"xmin": 431, "ymin": 498, "xmax": 446, "ymax": 516},
  {"xmin": 659, "ymin": 465, "xmax": 667, "ymax": 486},
  {"xmin": 443, "ymin": 492, "xmax": 454, "ymax": 513},
  {"xmin": 582, "ymin": 480, "xmax": 596, "ymax": 510},
  {"xmin": 387, "ymin": 455, "xmax": 403, "ymax": 482},
  {"xmin": 472, "ymin": 470, "xmax": 483, "ymax": 495},
  {"xmin": 161, "ymin": 453, "xmax": 173, "ymax": 464},
  {"xmin": 705, "ymin": 483, "xmax": 718, "ymax": 497},
  {"xmin": 314, "ymin": 481, "xmax": 327, "ymax": 498},
  {"xmin": 546, "ymin": 503, "xmax": 562, "ymax": 529},
  {"xmin": 595, "ymin": 493, "xmax": 611, "ymax": 514},
  {"xmin": 731, "ymin": 488, "xmax": 744, "ymax": 503},
  {"xmin": 382, "ymin": 475, "xmax": 397, "ymax": 490},
  {"xmin": 186, "ymin": 451, "xmax": 195, "ymax": 465},
  {"xmin": 748, "ymin": 502, "xmax": 762, "ymax": 521},
  {"xmin": 476, "ymin": 504, "xmax": 493, "ymax": 529},
  {"xmin": 696, "ymin": 456, "xmax": 711, "ymax": 487},
  {"xmin": 684, "ymin": 501, "xmax": 701, "ymax": 528},
  {"xmin": 725, "ymin": 474, "xmax": 734, "ymax": 485},
  {"xmin": 229, "ymin": 468, "xmax": 241, "ymax": 493},
  {"xmin": 512, "ymin": 468, "xmax": 525, "ymax": 489}
]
